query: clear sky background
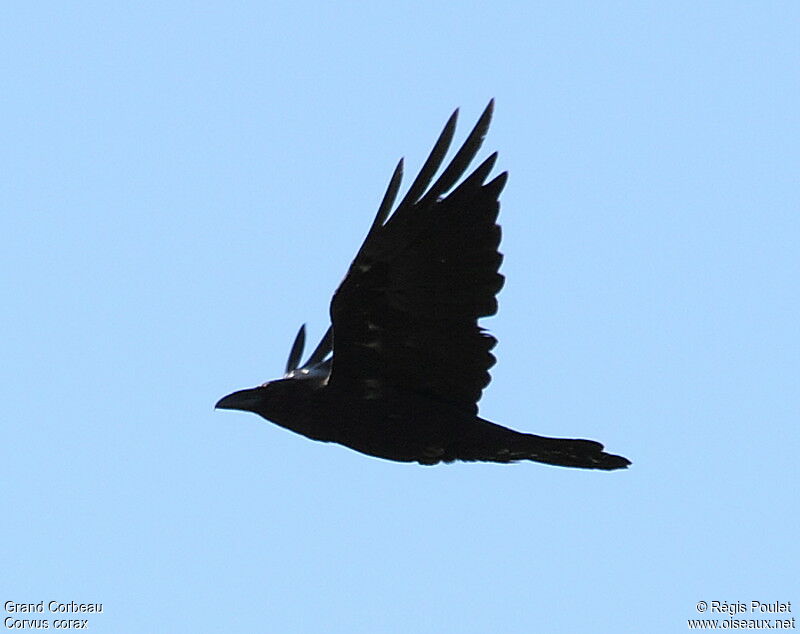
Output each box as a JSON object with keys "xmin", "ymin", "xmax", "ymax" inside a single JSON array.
[{"xmin": 2, "ymin": 2, "xmax": 798, "ymax": 632}]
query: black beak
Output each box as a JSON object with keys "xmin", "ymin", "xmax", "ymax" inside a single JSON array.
[{"xmin": 215, "ymin": 387, "xmax": 262, "ymax": 412}]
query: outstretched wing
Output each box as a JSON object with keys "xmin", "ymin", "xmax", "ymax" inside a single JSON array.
[{"xmin": 328, "ymin": 101, "xmax": 507, "ymax": 415}]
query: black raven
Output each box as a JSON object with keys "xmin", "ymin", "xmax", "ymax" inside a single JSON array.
[{"xmin": 216, "ymin": 101, "xmax": 630, "ymax": 470}]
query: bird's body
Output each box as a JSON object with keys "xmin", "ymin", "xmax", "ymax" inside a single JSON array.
[
  {"xmin": 227, "ymin": 377, "xmax": 628, "ymax": 469},
  {"xmin": 217, "ymin": 101, "xmax": 630, "ymax": 470}
]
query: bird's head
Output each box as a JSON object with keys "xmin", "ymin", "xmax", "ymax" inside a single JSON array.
[
  {"xmin": 215, "ymin": 378, "xmax": 304, "ymax": 417},
  {"xmin": 215, "ymin": 324, "xmax": 332, "ymax": 422},
  {"xmin": 215, "ymin": 376, "xmax": 329, "ymax": 441},
  {"xmin": 215, "ymin": 383, "xmax": 272, "ymax": 414}
]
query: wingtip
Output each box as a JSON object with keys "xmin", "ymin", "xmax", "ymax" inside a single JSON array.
[
  {"xmin": 450, "ymin": 100, "xmax": 492, "ymax": 125},
  {"xmin": 305, "ymin": 324, "xmax": 334, "ymax": 366},
  {"xmin": 369, "ymin": 157, "xmax": 404, "ymax": 235},
  {"xmin": 441, "ymin": 109, "xmax": 459, "ymax": 145},
  {"xmin": 285, "ymin": 323, "xmax": 307, "ymax": 373},
  {"xmin": 479, "ymin": 99, "xmax": 494, "ymax": 127},
  {"xmin": 486, "ymin": 171, "xmax": 508, "ymax": 195}
]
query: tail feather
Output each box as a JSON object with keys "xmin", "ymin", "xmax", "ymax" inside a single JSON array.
[
  {"xmin": 507, "ymin": 434, "xmax": 631, "ymax": 470},
  {"xmin": 456, "ymin": 422, "xmax": 631, "ymax": 470}
]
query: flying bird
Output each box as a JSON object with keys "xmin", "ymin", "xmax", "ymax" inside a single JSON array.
[{"xmin": 216, "ymin": 101, "xmax": 630, "ymax": 470}]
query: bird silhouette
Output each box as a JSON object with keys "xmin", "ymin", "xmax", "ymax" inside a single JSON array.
[{"xmin": 216, "ymin": 101, "xmax": 630, "ymax": 470}]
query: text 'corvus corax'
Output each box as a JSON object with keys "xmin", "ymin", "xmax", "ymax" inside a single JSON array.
[{"xmin": 216, "ymin": 101, "xmax": 631, "ymax": 470}]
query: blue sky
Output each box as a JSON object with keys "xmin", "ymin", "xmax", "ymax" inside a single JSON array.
[{"xmin": 2, "ymin": 2, "xmax": 798, "ymax": 632}]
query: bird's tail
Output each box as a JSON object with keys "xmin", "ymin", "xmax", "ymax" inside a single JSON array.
[
  {"xmin": 509, "ymin": 434, "xmax": 630, "ymax": 470},
  {"xmin": 461, "ymin": 422, "xmax": 630, "ymax": 470}
]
